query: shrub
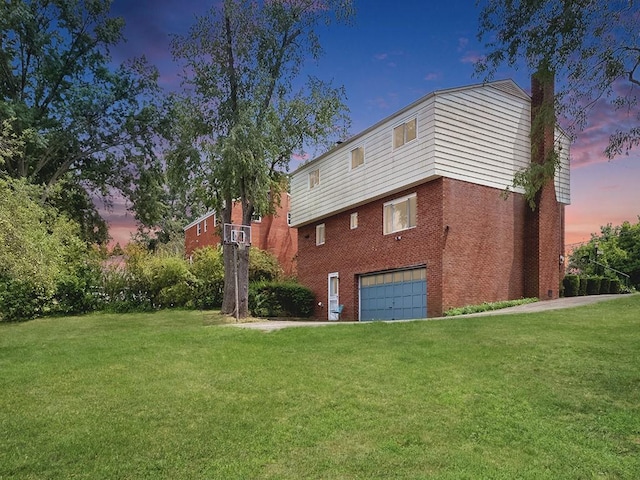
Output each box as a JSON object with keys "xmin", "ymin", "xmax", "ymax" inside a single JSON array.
[
  {"xmin": 562, "ymin": 274, "xmax": 579, "ymax": 297},
  {"xmin": 586, "ymin": 277, "xmax": 602, "ymax": 295},
  {"xmin": 249, "ymin": 281, "xmax": 315, "ymax": 318},
  {"xmin": 579, "ymin": 277, "xmax": 588, "ymax": 296},
  {"xmin": 189, "ymin": 246, "xmax": 224, "ymax": 309},
  {"xmin": 444, "ymin": 298, "xmax": 538, "ymax": 316},
  {"xmin": 599, "ymin": 277, "xmax": 611, "ymax": 295},
  {"xmin": 609, "ymin": 278, "xmax": 621, "ymax": 294},
  {"xmin": 145, "ymin": 254, "xmax": 194, "ymax": 308},
  {"xmin": 0, "ymin": 277, "xmax": 51, "ymax": 322},
  {"xmin": 249, "ymin": 248, "xmax": 283, "ymax": 282}
]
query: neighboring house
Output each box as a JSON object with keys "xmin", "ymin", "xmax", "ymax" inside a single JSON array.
[
  {"xmin": 290, "ymin": 79, "xmax": 570, "ymax": 321},
  {"xmin": 183, "ymin": 193, "xmax": 298, "ymax": 276}
]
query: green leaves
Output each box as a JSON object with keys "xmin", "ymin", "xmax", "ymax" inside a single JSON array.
[
  {"xmin": 1, "ymin": 0, "xmax": 167, "ymax": 242},
  {"xmin": 477, "ymin": 0, "xmax": 640, "ymax": 159}
]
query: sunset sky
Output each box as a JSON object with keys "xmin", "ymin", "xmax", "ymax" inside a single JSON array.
[{"xmin": 106, "ymin": 0, "xmax": 640, "ymax": 248}]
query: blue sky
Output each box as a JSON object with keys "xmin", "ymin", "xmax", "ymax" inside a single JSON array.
[{"xmin": 107, "ymin": 0, "xmax": 640, "ymax": 247}]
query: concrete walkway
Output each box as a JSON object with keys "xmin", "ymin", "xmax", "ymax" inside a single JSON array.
[{"xmin": 228, "ymin": 294, "xmax": 630, "ymax": 332}]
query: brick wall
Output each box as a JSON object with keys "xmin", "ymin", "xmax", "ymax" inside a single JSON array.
[
  {"xmin": 441, "ymin": 178, "xmax": 527, "ymax": 311},
  {"xmin": 297, "ymin": 177, "xmax": 539, "ymax": 320},
  {"xmin": 184, "ymin": 198, "xmax": 298, "ymax": 276},
  {"xmin": 184, "ymin": 215, "xmax": 219, "ymax": 257},
  {"xmin": 297, "ymin": 180, "xmax": 445, "ymax": 320}
]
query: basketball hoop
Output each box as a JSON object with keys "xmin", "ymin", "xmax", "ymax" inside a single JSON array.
[{"xmin": 223, "ymin": 223, "xmax": 251, "ymax": 247}]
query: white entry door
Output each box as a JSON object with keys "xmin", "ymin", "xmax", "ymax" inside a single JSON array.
[{"xmin": 328, "ymin": 272, "xmax": 340, "ymax": 321}]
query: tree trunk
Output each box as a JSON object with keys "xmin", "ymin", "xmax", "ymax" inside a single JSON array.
[{"xmin": 220, "ymin": 201, "xmax": 252, "ymax": 319}]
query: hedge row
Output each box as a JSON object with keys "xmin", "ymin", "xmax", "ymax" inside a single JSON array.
[{"xmin": 563, "ymin": 275, "xmax": 622, "ymax": 297}]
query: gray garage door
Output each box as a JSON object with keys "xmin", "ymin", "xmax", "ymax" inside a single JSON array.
[{"xmin": 360, "ymin": 268, "xmax": 427, "ymax": 321}]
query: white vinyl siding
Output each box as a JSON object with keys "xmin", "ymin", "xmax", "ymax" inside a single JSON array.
[
  {"xmin": 290, "ymin": 80, "xmax": 559, "ymax": 227},
  {"xmin": 554, "ymin": 128, "xmax": 571, "ymax": 205}
]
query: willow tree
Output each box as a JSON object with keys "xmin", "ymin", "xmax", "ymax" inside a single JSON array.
[
  {"xmin": 169, "ymin": 0, "xmax": 353, "ymax": 318},
  {"xmin": 476, "ymin": 0, "xmax": 640, "ymax": 203}
]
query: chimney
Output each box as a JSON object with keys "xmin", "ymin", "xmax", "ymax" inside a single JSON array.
[{"xmin": 524, "ymin": 68, "xmax": 565, "ymax": 300}]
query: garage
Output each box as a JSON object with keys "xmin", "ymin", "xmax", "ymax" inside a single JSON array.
[{"xmin": 359, "ymin": 267, "xmax": 427, "ymax": 321}]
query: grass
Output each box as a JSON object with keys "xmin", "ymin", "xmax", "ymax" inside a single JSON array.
[{"xmin": 1, "ymin": 296, "xmax": 639, "ymax": 479}]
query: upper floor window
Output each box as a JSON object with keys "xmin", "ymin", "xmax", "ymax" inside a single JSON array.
[
  {"xmin": 383, "ymin": 193, "xmax": 417, "ymax": 234},
  {"xmin": 309, "ymin": 169, "xmax": 320, "ymax": 189},
  {"xmin": 196, "ymin": 222, "xmax": 201, "ymax": 236},
  {"xmin": 287, "ymin": 212, "xmax": 292, "ymax": 226},
  {"xmin": 203, "ymin": 218, "xmax": 208, "ymax": 232},
  {"xmin": 316, "ymin": 223, "xmax": 325, "ymax": 245},
  {"xmin": 251, "ymin": 212, "xmax": 262, "ymax": 223},
  {"xmin": 393, "ymin": 118, "xmax": 417, "ymax": 149},
  {"xmin": 351, "ymin": 146, "xmax": 364, "ymax": 169}
]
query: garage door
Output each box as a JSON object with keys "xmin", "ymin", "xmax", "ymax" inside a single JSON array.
[{"xmin": 360, "ymin": 267, "xmax": 427, "ymax": 321}]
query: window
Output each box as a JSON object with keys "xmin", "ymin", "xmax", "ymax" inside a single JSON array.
[
  {"xmin": 351, "ymin": 146, "xmax": 364, "ymax": 169},
  {"xmin": 393, "ymin": 118, "xmax": 417, "ymax": 149},
  {"xmin": 287, "ymin": 212, "xmax": 292, "ymax": 226},
  {"xmin": 350, "ymin": 212, "xmax": 358, "ymax": 229},
  {"xmin": 251, "ymin": 212, "xmax": 262, "ymax": 223},
  {"xmin": 383, "ymin": 193, "xmax": 417, "ymax": 234},
  {"xmin": 309, "ymin": 169, "xmax": 320, "ymax": 189},
  {"xmin": 316, "ymin": 223, "xmax": 325, "ymax": 245},
  {"xmin": 213, "ymin": 214, "xmax": 218, "ymax": 227},
  {"xmin": 203, "ymin": 218, "xmax": 208, "ymax": 232},
  {"xmin": 196, "ymin": 222, "xmax": 201, "ymax": 236}
]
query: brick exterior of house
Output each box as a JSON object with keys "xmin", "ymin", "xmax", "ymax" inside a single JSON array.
[
  {"xmin": 292, "ymin": 79, "xmax": 568, "ymax": 321},
  {"xmin": 297, "ymin": 178, "xmax": 545, "ymax": 319},
  {"xmin": 184, "ymin": 194, "xmax": 298, "ymax": 276}
]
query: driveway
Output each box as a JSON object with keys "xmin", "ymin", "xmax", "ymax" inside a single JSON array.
[{"xmin": 228, "ymin": 294, "xmax": 630, "ymax": 332}]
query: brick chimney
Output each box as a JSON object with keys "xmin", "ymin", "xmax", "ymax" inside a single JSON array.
[{"xmin": 524, "ymin": 68, "xmax": 565, "ymax": 300}]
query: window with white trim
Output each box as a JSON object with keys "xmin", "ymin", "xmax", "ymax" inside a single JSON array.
[
  {"xmin": 196, "ymin": 222, "xmax": 201, "ymax": 236},
  {"xmin": 287, "ymin": 212, "xmax": 292, "ymax": 226},
  {"xmin": 383, "ymin": 193, "xmax": 417, "ymax": 234},
  {"xmin": 316, "ymin": 223, "xmax": 325, "ymax": 245},
  {"xmin": 309, "ymin": 169, "xmax": 320, "ymax": 189},
  {"xmin": 350, "ymin": 212, "xmax": 358, "ymax": 229},
  {"xmin": 351, "ymin": 146, "xmax": 364, "ymax": 169},
  {"xmin": 203, "ymin": 218, "xmax": 208, "ymax": 232},
  {"xmin": 393, "ymin": 118, "xmax": 417, "ymax": 149}
]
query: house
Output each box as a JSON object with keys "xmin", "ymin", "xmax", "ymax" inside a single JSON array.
[
  {"xmin": 183, "ymin": 193, "xmax": 298, "ymax": 276},
  {"xmin": 290, "ymin": 78, "xmax": 570, "ymax": 320}
]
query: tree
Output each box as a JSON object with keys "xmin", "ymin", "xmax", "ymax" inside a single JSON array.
[
  {"xmin": 476, "ymin": 1, "xmax": 640, "ymax": 201},
  {"xmin": 0, "ymin": 177, "xmax": 99, "ymax": 320},
  {"xmin": 169, "ymin": 0, "xmax": 353, "ymax": 317},
  {"xmin": 0, "ymin": 0, "xmax": 166, "ymax": 244},
  {"xmin": 569, "ymin": 219, "xmax": 640, "ymax": 288}
]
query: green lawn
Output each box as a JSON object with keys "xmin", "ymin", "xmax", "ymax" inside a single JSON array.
[{"xmin": 1, "ymin": 296, "xmax": 639, "ymax": 479}]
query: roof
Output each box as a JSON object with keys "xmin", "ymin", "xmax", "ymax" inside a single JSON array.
[{"xmin": 183, "ymin": 211, "xmax": 216, "ymax": 231}]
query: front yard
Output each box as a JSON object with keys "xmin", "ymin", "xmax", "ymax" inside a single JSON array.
[{"xmin": 1, "ymin": 296, "xmax": 639, "ymax": 479}]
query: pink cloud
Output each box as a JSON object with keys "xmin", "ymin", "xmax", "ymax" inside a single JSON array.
[{"xmin": 460, "ymin": 51, "xmax": 482, "ymax": 64}]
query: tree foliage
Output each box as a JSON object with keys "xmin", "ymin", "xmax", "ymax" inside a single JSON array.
[
  {"xmin": 0, "ymin": 0, "xmax": 166, "ymax": 244},
  {"xmin": 0, "ymin": 177, "xmax": 100, "ymax": 320},
  {"xmin": 569, "ymin": 219, "xmax": 640, "ymax": 289},
  {"xmin": 168, "ymin": 0, "xmax": 353, "ymax": 317},
  {"xmin": 476, "ymin": 1, "xmax": 640, "ymax": 203}
]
